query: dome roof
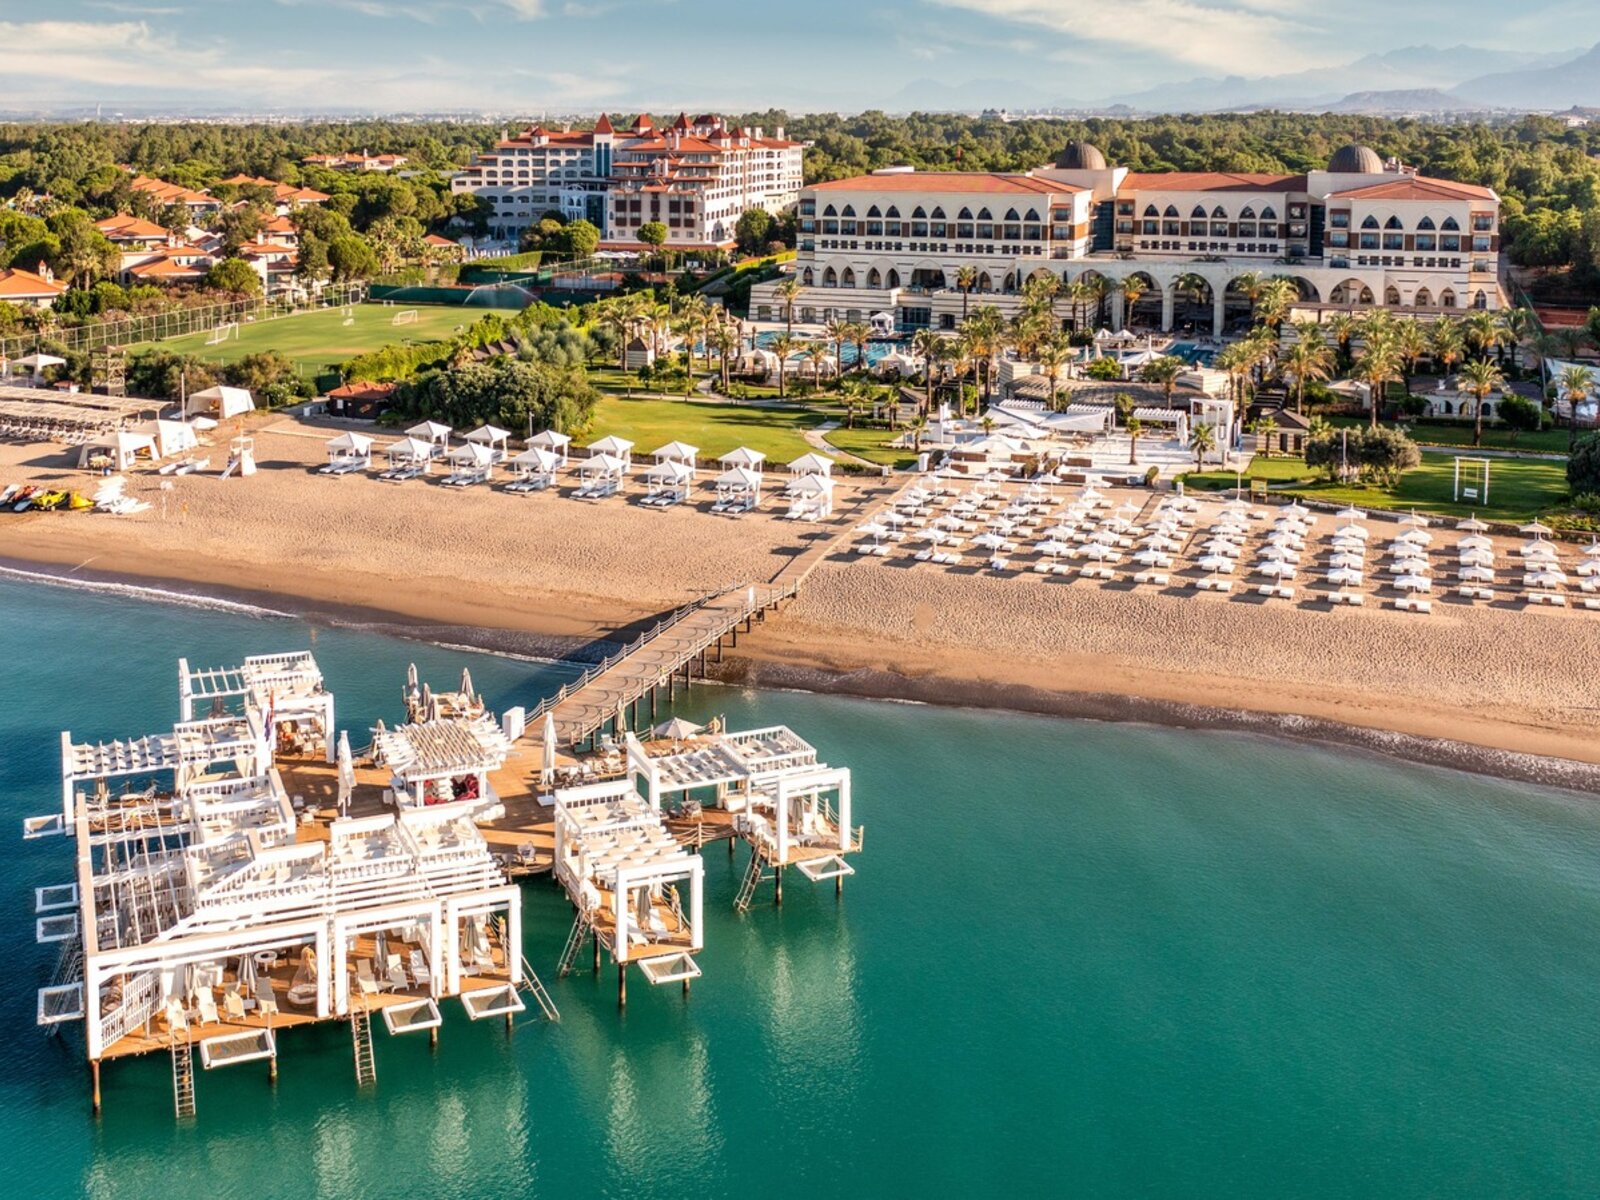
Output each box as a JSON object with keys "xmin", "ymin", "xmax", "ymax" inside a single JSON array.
[
  {"xmin": 1053, "ymin": 141, "xmax": 1107, "ymax": 171},
  {"xmin": 1328, "ymin": 143, "xmax": 1384, "ymax": 174}
]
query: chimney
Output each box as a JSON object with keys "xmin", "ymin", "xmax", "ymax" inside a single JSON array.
[
  {"xmin": 37, "ymin": 260, "xmax": 52, "ymax": 282},
  {"xmin": 775, "ymin": 126, "xmax": 785, "ymax": 140}
]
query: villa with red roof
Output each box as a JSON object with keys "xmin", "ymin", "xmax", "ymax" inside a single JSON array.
[
  {"xmin": 0, "ymin": 263, "xmax": 66, "ymax": 307},
  {"xmin": 449, "ymin": 113, "xmax": 803, "ymax": 251},
  {"xmin": 752, "ymin": 142, "xmax": 1503, "ymax": 335}
]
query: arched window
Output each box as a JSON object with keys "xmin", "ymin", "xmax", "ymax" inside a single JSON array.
[
  {"xmin": 1440, "ymin": 288, "xmax": 1457, "ymax": 308},
  {"xmin": 1385, "ymin": 215, "xmax": 1403, "ymax": 229},
  {"xmin": 822, "ymin": 204, "xmax": 837, "ymax": 217},
  {"xmin": 1441, "ymin": 216, "xmax": 1459, "ymax": 231},
  {"xmin": 1024, "ymin": 208, "xmax": 1041, "ymax": 222},
  {"xmin": 841, "ymin": 204, "xmax": 856, "ymax": 217},
  {"xmin": 1417, "ymin": 216, "xmax": 1435, "ymax": 230},
  {"xmin": 1211, "ymin": 206, "xmax": 1227, "ymax": 218},
  {"xmin": 1385, "ymin": 285, "xmax": 1402, "ymax": 306},
  {"xmin": 866, "ymin": 205, "xmax": 881, "ymax": 218},
  {"xmin": 1414, "ymin": 286, "xmax": 1433, "ymax": 307},
  {"xmin": 885, "ymin": 205, "xmax": 901, "ymax": 219},
  {"xmin": 1002, "ymin": 208, "xmax": 1020, "ymax": 222},
  {"xmin": 1164, "ymin": 205, "xmax": 1179, "ymax": 218},
  {"xmin": 912, "ymin": 206, "xmax": 927, "ymax": 219},
  {"xmin": 977, "ymin": 271, "xmax": 993, "ymax": 291},
  {"xmin": 1239, "ymin": 206, "xmax": 1256, "ymax": 219},
  {"xmin": 866, "ymin": 268, "xmax": 881, "ymax": 288},
  {"xmin": 841, "ymin": 266, "xmax": 856, "ymax": 288},
  {"xmin": 822, "ymin": 266, "xmax": 837, "ymax": 286},
  {"xmin": 958, "ymin": 207, "xmax": 973, "ymax": 220},
  {"xmin": 930, "ymin": 206, "xmax": 946, "ymax": 220},
  {"xmin": 887, "ymin": 268, "xmax": 901, "ymax": 288},
  {"xmin": 802, "ymin": 267, "xmax": 814, "ymax": 286},
  {"xmin": 1143, "ymin": 205, "xmax": 1159, "ymax": 217},
  {"xmin": 1361, "ymin": 215, "xmax": 1380, "ymax": 229},
  {"xmin": 1191, "ymin": 206, "xmax": 1207, "ymax": 219},
  {"xmin": 977, "ymin": 207, "xmax": 993, "ymax": 221},
  {"xmin": 1260, "ymin": 206, "xmax": 1277, "ymax": 221}
]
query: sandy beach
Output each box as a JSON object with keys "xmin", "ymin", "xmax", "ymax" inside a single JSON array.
[{"xmin": 5, "ymin": 416, "xmax": 1599, "ymax": 781}]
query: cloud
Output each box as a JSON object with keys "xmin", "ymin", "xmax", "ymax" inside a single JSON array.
[{"xmin": 922, "ymin": 0, "xmax": 1327, "ymax": 72}]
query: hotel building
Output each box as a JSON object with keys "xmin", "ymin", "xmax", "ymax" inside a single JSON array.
[
  {"xmin": 449, "ymin": 113, "xmax": 804, "ymax": 251},
  {"xmin": 750, "ymin": 142, "xmax": 1502, "ymax": 333}
]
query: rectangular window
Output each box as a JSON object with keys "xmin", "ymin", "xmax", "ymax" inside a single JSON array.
[
  {"xmin": 1415, "ymin": 235, "xmax": 1435, "ymax": 251},
  {"xmin": 1359, "ymin": 234, "xmax": 1379, "ymax": 250},
  {"xmin": 1330, "ymin": 211, "xmax": 1350, "ymax": 229},
  {"xmin": 1442, "ymin": 235, "xmax": 1460, "ymax": 252},
  {"xmin": 1383, "ymin": 234, "xmax": 1404, "ymax": 250}
]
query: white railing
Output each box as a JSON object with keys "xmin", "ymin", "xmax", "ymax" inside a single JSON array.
[{"xmin": 99, "ymin": 969, "xmax": 161, "ymax": 1051}]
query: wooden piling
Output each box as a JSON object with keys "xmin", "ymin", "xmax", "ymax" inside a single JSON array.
[
  {"xmin": 618, "ymin": 963, "xmax": 627, "ymax": 1007},
  {"xmin": 90, "ymin": 1059, "xmax": 101, "ymax": 1115},
  {"xmin": 775, "ymin": 865, "xmax": 784, "ymax": 906}
]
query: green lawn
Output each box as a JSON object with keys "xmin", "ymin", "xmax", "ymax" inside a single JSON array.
[
  {"xmin": 821, "ymin": 423, "xmax": 917, "ymax": 468},
  {"xmin": 132, "ymin": 303, "xmax": 473, "ymax": 374},
  {"xmin": 586, "ymin": 396, "xmax": 827, "ymax": 463},
  {"xmin": 1184, "ymin": 451, "xmax": 1570, "ymax": 522},
  {"xmin": 1327, "ymin": 415, "xmax": 1571, "ymax": 457}
]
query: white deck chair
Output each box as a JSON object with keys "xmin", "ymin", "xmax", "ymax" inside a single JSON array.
[
  {"xmin": 196, "ymin": 988, "xmax": 220, "ymax": 1025},
  {"xmin": 386, "ymin": 953, "xmax": 409, "ymax": 991},
  {"xmin": 355, "ymin": 959, "xmax": 380, "ymax": 995},
  {"xmin": 409, "ymin": 950, "xmax": 433, "ymax": 987}
]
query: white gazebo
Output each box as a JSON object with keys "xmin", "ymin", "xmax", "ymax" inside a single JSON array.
[
  {"xmin": 406, "ymin": 421, "xmax": 452, "ymax": 458},
  {"xmin": 641, "ymin": 459, "xmax": 694, "ymax": 507},
  {"xmin": 719, "ymin": 446, "xmax": 766, "ymax": 471},
  {"xmin": 186, "ymin": 385, "xmax": 255, "ymax": 421},
  {"xmin": 651, "ymin": 441, "xmax": 700, "ymax": 473},
  {"xmin": 785, "ymin": 472, "xmax": 834, "ymax": 521},
  {"xmin": 575, "ymin": 452, "xmax": 626, "ymax": 498},
  {"xmin": 77, "ymin": 429, "xmax": 157, "ymax": 471},
  {"xmin": 321, "ymin": 431, "xmax": 373, "ymax": 475},
  {"xmin": 464, "ymin": 424, "xmax": 511, "ymax": 462},
  {"xmin": 787, "ymin": 451, "xmax": 835, "ymax": 478},
  {"xmin": 712, "ymin": 466, "xmax": 761, "ymax": 513},
  {"xmin": 442, "ymin": 440, "xmax": 494, "ymax": 486},
  {"xmin": 530, "ymin": 429, "xmax": 572, "ymax": 463},
  {"xmin": 382, "ymin": 436, "xmax": 435, "ymax": 478},
  {"xmin": 506, "ymin": 446, "xmax": 561, "ymax": 493},
  {"xmin": 586, "ymin": 436, "xmax": 634, "ymax": 473}
]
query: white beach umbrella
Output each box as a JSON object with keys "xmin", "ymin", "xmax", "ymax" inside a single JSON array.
[
  {"xmin": 1198, "ymin": 555, "xmax": 1235, "ymax": 574},
  {"xmin": 1327, "ymin": 567, "xmax": 1363, "ymax": 587},
  {"xmin": 1396, "ymin": 528, "xmax": 1433, "ymax": 545},
  {"xmin": 540, "ymin": 711, "xmax": 557, "ymax": 785},
  {"xmin": 1330, "ymin": 551, "xmax": 1366, "ymax": 570},
  {"xmin": 1330, "ymin": 537, "xmax": 1368, "ymax": 554},
  {"xmin": 1457, "ymin": 534, "xmax": 1492, "ymax": 552},
  {"xmin": 1081, "ymin": 543, "xmax": 1121, "ymax": 562},
  {"xmin": 1526, "ymin": 568, "xmax": 1568, "ymax": 588},
  {"xmin": 971, "ymin": 531, "xmax": 1008, "ymax": 550},
  {"xmin": 1460, "ymin": 565, "xmax": 1496, "ymax": 583},
  {"xmin": 855, "ymin": 520, "xmax": 889, "ymax": 538},
  {"xmin": 1036, "ymin": 539, "xmax": 1072, "ymax": 557},
  {"xmin": 1336, "ymin": 505, "xmax": 1368, "ymax": 519},
  {"xmin": 924, "ymin": 529, "xmax": 953, "ymax": 546},
  {"xmin": 1399, "ymin": 511, "xmax": 1431, "ymax": 528},
  {"xmin": 1584, "ymin": 540, "xmax": 1600, "ymax": 559},
  {"xmin": 1142, "ymin": 535, "xmax": 1182, "ymax": 552},
  {"xmin": 1200, "ymin": 539, "xmax": 1241, "ymax": 557},
  {"xmin": 1521, "ymin": 539, "xmax": 1558, "ymax": 560},
  {"xmin": 1519, "ymin": 520, "xmax": 1554, "ymax": 537},
  {"xmin": 1576, "ymin": 560, "xmax": 1599, "ymax": 577},
  {"xmin": 1041, "ymin": 524, "xmax": 1078, "ymax": 540},
  {"xmin": 1456, "ymin": 516, "xmax": 1488, "ymax": 532},
  {"xmin": 1395, "ymin": 574, "xmax": 1432, "ymax": 592},
  {"xmin": 1392, "ymin": 556, "xmax": 1431, "ymax": 575},
  {"xmin": 1281, "ymin": 501, "xmax": 1312, "ymax": 519},
  {"xmin": 1459, "ymin": 548, "xmax": 1495, "ymax": 568},
  {"xmin": 1133, "ymin": 548, "xmax": 1170, "ymax": 565},
  {"xmin": 881, "ymin": 511, "xmax": 911, "ymax": 528},
  {"xmin": 653, "ymin": 716, "xmax": 703, "ymax": 741},
  {"xmin": 1333, "ymin": 523, "xmax": 1369, "ymax": 541},
  {"xmin": 1257, "ymin": 560, "xmax": 1296, "ymax": 579}
]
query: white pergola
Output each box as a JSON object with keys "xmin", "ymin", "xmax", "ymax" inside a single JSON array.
[
  {"xmin": 406, "ymin": 421, "xmax": 452, "ymax": 457},
  {"xmin": 714, "ymin": 465, "xmax": 762, "ymax": 510},
  {"xmin": 507, "ymin": 446, "xmax": 561, "ymax": 491},
  {"xmin": 586, "ymin": 435, "xmax": 635, "ymax": 473},
  {"xmin": 322, "ymin": 431, "xmax": 373, "ymax": 473},
  {"xmin": 385, "ymin": 436, "xmax": 435, "ymax": 473},
  {"xmin": 530, "ymin": 429, "xmax": 572, "ymax": 463},
  {"xmin": 651, "ymin": 441, "xmax": 700, "ymax": 471},
  {"xmin": 464, "ymin": 424, "xmax": 510, "ymax": 461},
  {"xmin": 642, "ymin": 458, "xmax": 694, "ymax": 505}
]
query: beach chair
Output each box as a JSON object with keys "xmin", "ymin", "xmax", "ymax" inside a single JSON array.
[
  {"xmin": 386, "ymin": 953, "xmax": 409, "ymax": 991},
  {"xmin": 223, "ymin": 990, "xmax": 247, "ymax": 1021},
  {"xmin": 355, "ymin": 959, "xmax": 380, "ymax": 995},
  {"xmin": 409, "ymin": 950, "xmax": 433, "ymax": 987},
  {"xmin": 165, "ymin": 998, "xmax": 189, "ymax": 1035},
  {"xmin": 196, "ymin": 988, "xmax": 220, "ymax": 1026}
]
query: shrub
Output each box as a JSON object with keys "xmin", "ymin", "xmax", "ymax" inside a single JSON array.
[
  {"xmin": 1084, "ymin": 356, "xmax": 1124, "ymax": 381},
  {"xmin": 1570, "ymin": 432, "xmax": 1600, "ymax": 496}
]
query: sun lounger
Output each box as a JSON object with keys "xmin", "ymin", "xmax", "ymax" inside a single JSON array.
[
  {"xmin": 1394, "ymin": 597, "xmax": 1432, "ymax": 613},
  {"xmin": 1583, "ymin": 597, "xmax": 1600, "ymax": 611},
  {"xmin": 1328, "ymin": 590, "xmax": 1364, "ymax": 606},
  {"xmin": 1196, "ymin": 577, "xmax": 1233, "ymax": 592},
  {"xmin": 223, "ymin": 990, "xmax": 247, "ymax": 1020},
  {"xmin": 355, "ymin": 959, "xmax": 380, "ymax": 995},
  {"xmin": 378, "ymin": 464, "xmax": 425, "ymax": 483},
  {"xmin": 1133, "ymin": 570, "xmax": 1169, "ymax": 586},
  {"xmin": 165, "ymin": 998, "xmax": 189, "ymax": 1034},
  {"xmin": 409, "ymin": 950, "xmax": 433, "ymax": 987},
  {"xmin": 1456, "ymin": 585, "xmax": 1494, "ymax": 601},
  {"xmin": 196, "ymin": 988, "xmax": 220, "ymax": 1025},
  {"xmin": 387, "ymin": 953, "xmax": 410, "ymax": 991},
  {"xmin": 1527, "ymin": 591, "xmax": 1566, "ymax": 607}
]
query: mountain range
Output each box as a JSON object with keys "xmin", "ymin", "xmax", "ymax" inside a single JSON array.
[{"xmin": 888, "ymin": 42, "xmax": 1600, "ymax": 115}]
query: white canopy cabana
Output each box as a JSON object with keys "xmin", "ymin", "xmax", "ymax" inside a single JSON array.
[
  {"xmin": 322, "ymin": 431, "xmax": 373, "ymax": 474},
  {"xmin": 507, "ymin": 446, "xmax": 561, "ymax": 492},
  {"xmin": 530, "ymin": 429, "xmax": 572, "ymax": 462},
  {"xmin": 384, "ymin": 436, "xmax": 434, "ymax": 472},
  {"xmin": 586, "ymin": 436, "xmax": 634, "ymax": 473},
  {"xmin": 787, "ymin": 451, "xmax": 835, "ymax": 478},
  {"xmin": 442, "ymin": 440, "xmax": 494, "ymax": 486},
  {"xmin": 464, "ymin": 424, "xmax": 510, "ymax": 461},
  {"xmin": 136, "ymin": 418, "xmax": 198, "ymax": 459},
  {"xmin": 651, "ymin": 441, "xmax": 700, "ymax": 468},
  {"xmin": 576, "ymin": 452, "xmax": 626, "ymax": 498},
  {"xmin": 713, "ymin": 465, "xmax": 762, "ymax": 513},
  {"xmin": 719, "ymin": 446, "xmax": 766, "ymax": 470},
  {"xmin": 78, "ymin": 429, "xmax": 157, "ymax": 471},
  {"xmin": 405, "ymin": 420, "xmax": 452, "ymax": 457},
  {"xmin": 186, "ymin": 385, "xmax": 254, "ymax": 421},
  {"xmin": 641, "ymin": 459, "xmax": 694, "ymax": 506},
  {"xmin": 785, "ymin": 472, "xmax": 834, "ymax": 520}
]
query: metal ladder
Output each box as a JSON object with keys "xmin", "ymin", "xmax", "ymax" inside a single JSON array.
[
  {"xmin": 734, "ymin": 847, "xmax": 770, "ymax": 913},
  {"xmin": 556, "ymin": 911, "xmax": 593, "ymax": 977},
  {"xmin": 44, "ymin": 933, "xmax": 84, "ymax": 1039},
  {"xmin": 170, "ymin": 1033, "xmax": 196, "ymax": 1119},
  {"xmin": 350, "ymin": 1002, "xmax": 376, "ymax": 1087},
  {"xmin": 518, "ymin": 955, "xmax": 561, "ymax": 1021}
]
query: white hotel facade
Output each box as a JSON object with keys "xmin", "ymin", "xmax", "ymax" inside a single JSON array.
[
  {"xmin": 450, "ymin": 113, "xmax": 804, "ymax": 251},
  {"xmin": 750, "ymin": 142, "xmax": 1503, "ymax": 334}
]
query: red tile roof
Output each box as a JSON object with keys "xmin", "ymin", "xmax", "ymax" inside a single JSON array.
[
  {"xmin": 1120, "ymin": 172, "xmax": 1305, "ymax": 193},
  {"xmin": 1328, "ymin": 176, "xmax": 1497, "ymax": 202},
  {"xmin": 96, "ymin": 214, "xmax": 170, "ymax": 240},
  {"xmin": 811, "ymin": 172, "xmax": 1075, "ymax": 195},
  {"xmin": 0, "ymin": 267, "xmax": 64, "ymax": 297},
  {"xmin": 593, "ymin": 112, "xmax": 614, "ymax": 134}
]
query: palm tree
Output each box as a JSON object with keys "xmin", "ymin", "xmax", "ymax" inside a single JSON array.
[
  {"xmin": 963, "ymin": 305, "xmax": 1005, "ymax": 405},
  {"xmin": 1458, "ymin": 358, "xmax": 1504, "ymax": 448},
  {"xmin": 908, "ymin": 413, "xmax": 928, "ymax": 455},
  {"xmin": 954, "ymin": 265, "xmax": 977, "ymax": 323},
  {"xmin": 1353, "ymin": 339, "xmax": 1401, "ymax": 430},
  {"xmin": 1537, "ymin": 327, "xmax": 1589, "ymax": 365},
  {"xmin": 1126, "ymin": 415, "xmax": 1143, "ymax": 465},
  {"xmin": 1498, "ymin": 306, "xmax": 1533, "ymax": 374},
  {"xmin": 1137, "ymin": 355, "xmax": 1184, "ymax": 409},
  {"xmin": 1462, "ymin": 310, "xmax": 1501, "ymax": 363},
  {"xmin": 1256, "ymin": 276, "xmax": 1298, "ymax": 333},
  {"xmin": 770, "ymin": 333, "xmax": 795, "ymax": 399},
  {"xmin": 711, "ymin": 323, "xmax": 738, "ymax": 393},
  {"xmin": 824, "ymin": 318, "xmax": 852, "ymax": 391},
  {"xmin": 775, "ymin": 276, "xmax": 803, "ymax": 338},
  {"xmin": 1035, "ymin": 333, "xmax": 1072, "ymax": 412},
  {"xmin": 802, "ymin": 341, "xmax": 831, "ymax": 394},
  {"xmin": 1558, "ymin": 364, "xmax": 1595, "ymax": 455},
  {"xmin": 1394, "ymin": 317, "xmax": 1428, "ymax": 398},
  {"xmin": 1430, "ymin": 316, "xmax": 1464, "ymax": 381},
  {"xmin": 1282, "ymin": 330, "xmax": 1334, "ymax": 415},
  {"xmin": 1325, "ymin": 311, "xmax": 1357, "ymax": 367},
  {"xmin": 911, "ymin": 328, "xmax": 943, "ymax": 415},
  {"xmin": 1214, "ymin": 344, "xmax": 1250, "ymax": 408},
  {"xmin": 1189, "ymin": 421, "xmax": 1216, "ymax": 470},
  {"xmin": 1120, "ymin": 275, "xmax": 1148, "ymax": 329},
  {"xmin": 1252, "ymin": 413, "xmax": 1279, "ymax": 458},
  {"xmin": 847, "ymin": 322, "xmax": 872, "ymax": 378},
  {"xmin": 1231, "ymin": 270, "xmax": 1264, "ymax": 324}
]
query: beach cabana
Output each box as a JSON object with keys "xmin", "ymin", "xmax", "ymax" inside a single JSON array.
[
  {"xmin": 406, "ymin": 421, "xmax": 452, "ymax": 459},
  {"xmin": 651, "ymin": 441, "xmax": 700, "ymax": 472},
  {"xmin": 464, "ymin": 424, "xmax": 510, "ymax": 462},
  {"xmin": 719, "ymin": 446, "xmax": 766, "ymax": 471},
  {"xmin": 712, "ymin": 466, "xmax": 761, "ymax": 514},
  {"xmin": 442, "ymin": 440, "xmax": 494, "ymax": 487},
  {"xmin": 381, "ymin": 436, "xmax": 434, "ymax": 481},
  {"xmin": 787, "ymin": 452, "xmax": 835, "ymax": 479},
  {"xmin": 186, "ymin": 385, "xmax": 254, "ymax": 421},
  {"xmin": 137, "ymin": 418, "xmax": 199, "ymax": 460},
  {"xmin": 530, "ymin": 430, "xmax": 572, "ymax": 463},
  {"xmin": 784, "ymin": 473, "xmax": 834, "ymax": 521},
  {"xmin": 506, "ymin": 446, "xmax": 561, "ymax": 493},
  {"xmin": 586, "ymin": 436, "xmax": 634, "ymax": 474},
  {"xmin": 575, "ymin": 452, "xmax": 625, "ymax": 499},
  {"xmin": 321, "ymin": 431, "xmax": 373, "ymax": 475},
  {"xmin": 640, "ymin": 459, "xmax": 694, "ymax": 507},
  {"xmin": 78, "ymin": 429, "xmax": 157, "ymax": 471}
]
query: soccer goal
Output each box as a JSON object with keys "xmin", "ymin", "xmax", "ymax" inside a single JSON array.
[
  {"xmin": 205, "ymin": 322, "xmax": 238, "ymax": 346},
  {"xmin": 391, "ymin": 309, "xmax": 418, "ymax": 326},
  {"xmin": 1453, "ymin": 455, "xmax": 1490, "ymax": 503}
]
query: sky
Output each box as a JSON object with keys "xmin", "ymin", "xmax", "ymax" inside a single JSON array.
[{"xmin": 0, "ymin": 0, "xmax": 1590, "ymax": 114}]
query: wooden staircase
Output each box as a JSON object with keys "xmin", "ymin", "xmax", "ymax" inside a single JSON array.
[
  {"xmin": 734, "ymin": 846, "xmax": 770, "ymax": 913},
  {"xmin": 351, "ymin": 1002, "xmax": 376, "ymax": 1087}
]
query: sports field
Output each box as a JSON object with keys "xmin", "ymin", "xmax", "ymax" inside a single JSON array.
[{"xmin": 134, "ymin": 303, "xmax": 472, "ymax": 372}]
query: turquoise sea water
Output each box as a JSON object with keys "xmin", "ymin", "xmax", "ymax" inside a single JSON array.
[{"xmin": 4, "ymin": 574, "xmax": 1600, "ymax": 1198}]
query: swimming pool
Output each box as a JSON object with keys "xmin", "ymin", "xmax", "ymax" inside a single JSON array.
[
  {"xmin": 1167, "ymin": 341, "xmax": 1215, "ymax": 367},
  {"xmin": 752, "ymin": 330, "xmax": 900, "ymax": 368}
]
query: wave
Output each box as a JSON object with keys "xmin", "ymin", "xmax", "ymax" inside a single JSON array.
[{"xmin": 0, "ymin": 564, "xmax": 294, "ymax": 619}]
